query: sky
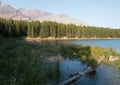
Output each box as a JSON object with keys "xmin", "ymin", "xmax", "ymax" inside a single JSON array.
[{"xmin": 3, "ymin": 0, "xmax": 120, "ymax": 28}]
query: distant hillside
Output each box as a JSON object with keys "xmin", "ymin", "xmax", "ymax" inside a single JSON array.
[{"xmin": 0, "ymin": 1, "xmax": 87, "ymax": 26}]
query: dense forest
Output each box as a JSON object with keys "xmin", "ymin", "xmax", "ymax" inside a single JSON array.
[{"xmin": 0, "ymin": 18, "xmax": 120, "ymax": 38}]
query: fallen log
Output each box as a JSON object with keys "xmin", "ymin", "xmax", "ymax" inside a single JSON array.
[
  {"xmin": 61, "ymin": 60, "xmax": 102, "ymax": 85},
  {"xmin": 62, "ymin": 67, "xmax": 95, "ymax": 85}
]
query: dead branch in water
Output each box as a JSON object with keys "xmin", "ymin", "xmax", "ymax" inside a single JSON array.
[{"xmin": 61, "ymin": 61, "xmax": 102, "ymax": 85}]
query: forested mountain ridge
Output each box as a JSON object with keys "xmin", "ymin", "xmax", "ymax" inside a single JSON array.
[
  {"xmin": 0, "ymin": 18, "xmax": 120, "ymax": 38},
  {"xmin": 0, "ymin": 1, "xmax": 87, "ymax": 26}
]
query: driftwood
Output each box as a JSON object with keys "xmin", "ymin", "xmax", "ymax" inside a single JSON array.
[{"xmin": 61, "ymin": 61, "xmax": 102, "ymax": 85}]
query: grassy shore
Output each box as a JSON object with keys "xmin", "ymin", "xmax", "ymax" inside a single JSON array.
[
  {"xmin": 0, "ymin": 37, "xmax": 60, "ymax": 85},
  {"xmin": 25, "ymin": 37, "xmax": 120, "ymax": 66},
  {"xmin": 110, "ymin": 59, "xmax": 120, "ymax": 68},
  {"xmin": 59, "ymin": 44, "xmax": 120, "ymax": 66},
  {"xmin": 0, "ymin": 37, "xmax": 120, "ymax": 85}
]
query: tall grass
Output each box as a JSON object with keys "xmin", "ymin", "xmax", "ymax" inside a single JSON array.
[
  {"xmin": 0, "ymin": 38, "xmax": 60, "ymax": 85},
  {"xmin": 91, "ymin": 46, "xmax": 119, "ymax": 62},
  {"xmin": 59, "ymin": 45, "xmax": 119, "ymax": 67},
  {"xmin": 0, "ymin": 38, "xmax": 119, "ymax": 85}
]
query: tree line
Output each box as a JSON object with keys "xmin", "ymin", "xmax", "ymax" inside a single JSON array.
[{"xmin": 0, "ymin": 18, "xmax": 120, "ymax": 38}]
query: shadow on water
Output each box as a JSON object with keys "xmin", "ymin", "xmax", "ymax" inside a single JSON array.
[{"xmin": 0, "ymin": 39, "xmax": 120, "ymax": 85}]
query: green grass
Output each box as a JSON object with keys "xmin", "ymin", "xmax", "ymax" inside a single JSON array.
[
  {"xmin": 0, "ymin": 37, "xmax": 120, "ymax": 85},
  {"xmin": 59, "ymin": 45, "xmax": 120, "ymax": 67},
  {"xmin": 91, "ymin": 46, "xmax": 120, "ymax": 62},
  {"xmin": 0, "ymin": 38, "xmax": 60, "ymax": 85}
]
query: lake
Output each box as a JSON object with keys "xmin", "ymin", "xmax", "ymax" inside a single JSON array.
[
  {"xmin": 60, "ymin": 60, "xmax": 120, "ymax": 85},
  {"xmin": 40, "ymin": 39, "xmax": 120, "ymax": 85},
  {"xmin": 56, "ymin": 39, "xmax": 120, "ymax": 53}
]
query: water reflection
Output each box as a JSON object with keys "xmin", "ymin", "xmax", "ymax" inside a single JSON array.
[
  {"xmin": 39, "ymin": 40, "xmax": 120, "ymax": 85},
  {"xmin": 56, "ymin": 39, "xmax": 120, "ymax": 53},
  {"xmin": 60, "ymin": 61, "xmax": 120, "ymax": 85}
]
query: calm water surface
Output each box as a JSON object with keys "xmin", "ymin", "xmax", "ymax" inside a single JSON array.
[
  {"xmin": 56, "ymin": 39, "xmax": 120, "ymax": 53},
  {"xmin": 60, "ymin": 60, "xmax": 120, "ymax": 85},
  {"xmin": 41, "ymin": 40, "xmax": 120, "ymax": 85},
  {"xmin": 59, "ymin": 39, "xmax": 120, "ymax": 47}
]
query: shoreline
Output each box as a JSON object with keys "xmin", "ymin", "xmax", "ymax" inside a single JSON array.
[{"xmin": 25, "ymin": 37, "xmax": 120, "ymax": 41}]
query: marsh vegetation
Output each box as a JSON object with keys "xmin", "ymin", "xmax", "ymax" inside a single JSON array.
[{"xmin": 0, "ymin": 37, "xmax": 119, "ymax": 85}]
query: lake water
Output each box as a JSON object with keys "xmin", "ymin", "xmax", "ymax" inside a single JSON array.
[
  {"xmin": 56, "ymin": 39, "xmax": 120, "ymax": 53},
  {"xmin": 41, "ymin": 39, "xmax": 120, "ymax": 85},
  {"xmin": 60, "ymin": 60, "xmax": 120, "ymax": 85}
]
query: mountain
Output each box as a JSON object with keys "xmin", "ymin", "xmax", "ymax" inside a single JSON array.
[
  {"xmin": 0, "ymin": 1, "xmax": 87, "ymax": 26},
  {"xmin": 0, "ymin": 1, "xmax": 29, "ymax": 20}
]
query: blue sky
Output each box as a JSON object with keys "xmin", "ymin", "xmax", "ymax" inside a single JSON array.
[{"xmin": 3, "ymin": 0, "xmax": 120, "ymax": 28}]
